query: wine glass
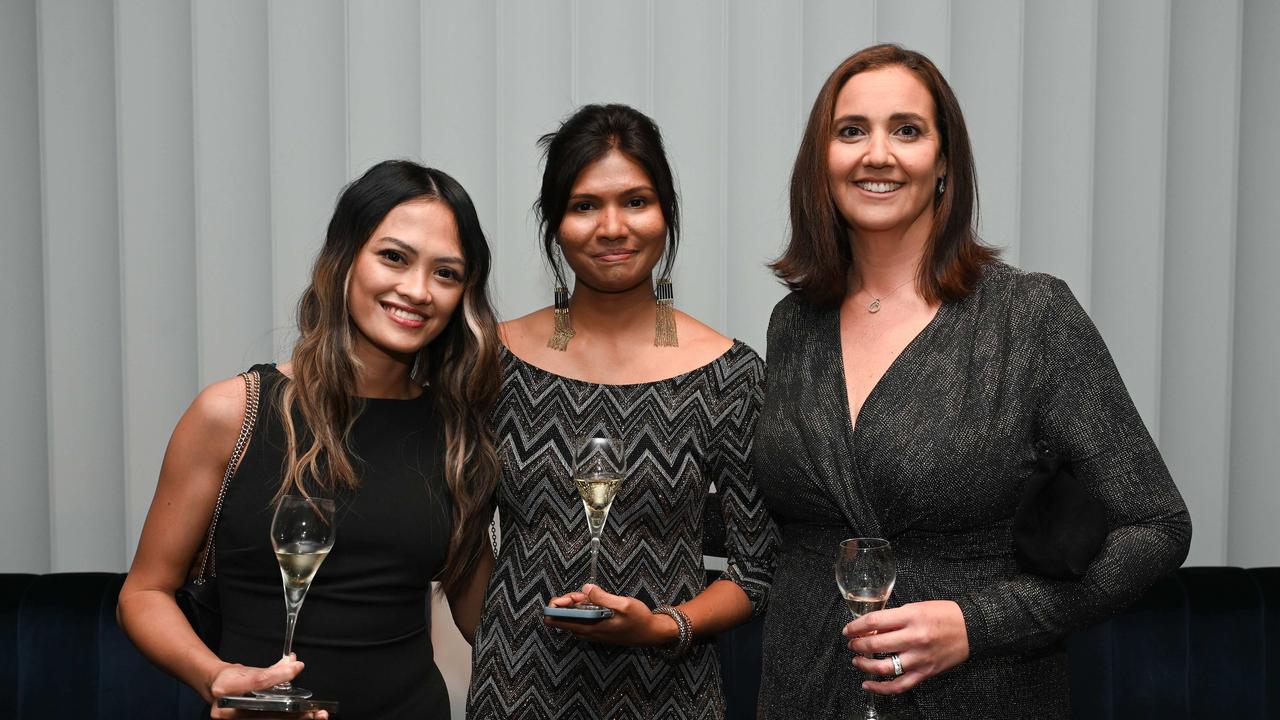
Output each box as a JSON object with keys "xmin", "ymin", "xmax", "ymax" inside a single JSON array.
[
  {"xmin": 835, "ymin": 537, "xmax": 896, "ymax": 720},
  {"xmin": 572, "ymin": 436, "xmax": 625, "ymax": 608},
  {"xmin": 255, "ymin": 495, "xmax": 337, "ymax": 699}
]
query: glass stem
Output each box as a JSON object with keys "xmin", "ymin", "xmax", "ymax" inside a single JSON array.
[
  {"xmin": 279, "ymin": 584, "xmax": 309, "ymax": 669},
  {"xmin": 587, "ymin": 535, "xmax": 601, "ymax": 588},
  {"xmin": 864, "ymin": 689, "xmax": 879, "ymax": 719}
]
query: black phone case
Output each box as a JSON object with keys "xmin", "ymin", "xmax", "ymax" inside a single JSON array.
[{"xmin": 217, "ymin": 695, "xmax": 340, "ymax": 712}]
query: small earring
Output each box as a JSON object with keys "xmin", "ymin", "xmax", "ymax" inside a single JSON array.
[
  {"xmin": 654, "ymin": 278, "xmax": 678, "ymax": 347},
  {"xmin": 937, "ymin": 176, "xmax": 947, "ymax": 195},
  {"xmin": 547, "ymin": 285, "xmax": 575, "ymax": 351}
]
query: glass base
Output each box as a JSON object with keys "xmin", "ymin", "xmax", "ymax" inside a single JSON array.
[{"xmin": 253, "ymin": 684, "xmax": 313, "ymax": 699}]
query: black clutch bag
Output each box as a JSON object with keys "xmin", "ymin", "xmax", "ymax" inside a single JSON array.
[
  {"xmin": 1012, "ymin": 441, "xmax": 1108, "ymax": 580},
  {"xmin": 176, "ymin": 575, "xmax": 222, "ymax": 650},
  {"xmin": 176, "ymin": 370, "xmax": 260, "ymax": 649}
]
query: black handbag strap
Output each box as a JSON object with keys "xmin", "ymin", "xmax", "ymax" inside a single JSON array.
[{"xmin": 193, "ymin": 369, "xmax": 261, "ymax": 581}]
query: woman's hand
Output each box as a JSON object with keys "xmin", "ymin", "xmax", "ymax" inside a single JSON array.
[
  {"xmin": 208, "ymin": 655, "xmax": 328, "ymax": 720},
  {"xmin": 543, "ymin": 584, "xmax": 678, "ymax": 647},
  {"xmin": 843, "ymin": 600, "xmax": 970, "ymax": 695}
]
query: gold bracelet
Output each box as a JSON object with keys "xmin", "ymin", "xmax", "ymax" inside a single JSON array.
[{"xmin": 651, "ymin": 604, "xmax": 693, "ymax": 658}]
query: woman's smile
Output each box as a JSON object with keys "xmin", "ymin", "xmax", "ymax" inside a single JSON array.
[{"xmin": 380, "ymin": 300, "xmax": 428, "ymax": 329}]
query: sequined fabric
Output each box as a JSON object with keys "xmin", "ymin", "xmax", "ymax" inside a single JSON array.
[
  {"xmin": 753, "ymin": 263, "xmax": 1191, "ymax": 719},
  {"xmin": 466, "ymin": 342, "xmax": 779, "ymax": 719}
]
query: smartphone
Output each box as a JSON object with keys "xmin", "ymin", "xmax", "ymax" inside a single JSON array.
[
  {"xmin": 543, "ymin": 605, "xmax": 613, "ymax": 620},
  {"xmin": 217, "ymin": 695, "xmax": 340, "ymax": 713}
]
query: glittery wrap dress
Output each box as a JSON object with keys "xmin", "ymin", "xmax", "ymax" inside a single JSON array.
[{"xmin": 752, "ymin": 264, "xmax": 1191, "ymax": 719}]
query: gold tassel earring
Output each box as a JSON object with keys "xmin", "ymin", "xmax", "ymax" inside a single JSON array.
[
  {"xmin": 547, "ymin": 285, "xmax": 575, "ymax": 351},
  {"xmin": 654, "ymin": 278, "xmax": 678, "ymax": 347}
]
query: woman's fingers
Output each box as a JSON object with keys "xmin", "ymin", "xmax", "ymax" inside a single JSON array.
[
  {"xmin": 850, "ymin": 650, "xmax": 926, "ymax": 695},
  {"xmin": 841, "ymin": 600, "xmax": 971, "ymax": 696},
  {"xmin": 579, "ymin": 583, "xmax": 626, "ymax": 610},
  {"xmin": 209, "ymin": 655, "xmax": 306, "ymax": 704},
  {"xmin": 862, "ymin": 670, "xmax": 926, "ymax": 695}
]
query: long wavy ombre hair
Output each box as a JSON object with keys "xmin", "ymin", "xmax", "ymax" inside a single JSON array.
[{"xmin": 279, "ymin": 160, "xmax": 501, "ymax": 597}]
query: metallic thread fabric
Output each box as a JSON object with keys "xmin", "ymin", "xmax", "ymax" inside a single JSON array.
[{"xmin": 753, "ymin": 263, "xmax": 1191, "ymax": 719}]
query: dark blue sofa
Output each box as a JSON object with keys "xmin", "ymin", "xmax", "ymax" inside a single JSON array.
[{"xmin": 2, "ymin": 568, "xmax": 1277, "ymax": 719}]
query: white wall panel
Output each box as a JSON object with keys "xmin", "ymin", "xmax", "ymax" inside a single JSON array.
[
  {"xmin": 0, "ymin": 0, "xmax": 50, "ymax": 573},
  {"xmin": 725, "ymin": 3, "xmax": 799, "ymax": 353},
  {"xmin": 1020, "ymin": 0, "xmax": 1097, "ymax": 304},
  {"xmin": 802, "ymin": 0, "xmax": 875, "ymax": 105},
  {"xmin": 1162, "ymin": 0, "xmax": 1243, "ymax": 566},
  {"xmin": 347, "ymin": 0, "xmax": 421, "ymax": 173},
  {"xmin": 268, "ymin": 1, "xmax": 347, "ymax": 354},
  {"xmin": 192, "ymin": 1, "xmax": 273, "ymax": 385},
  {"xmin": 6, "ymin": 0, "xmax": 1280, "ymax": 622},
  {"xmin": 37, "ymin": 0, "xmax": 126, "ymax": 571},
  {"xmin": 1228, "ymin": 0, "xmax": 1278, "ymax": 569},
  {"xmin": 575, "ymin": 0, "xmax": 651, "ymax": 111},
  {"xmin": 115, "ymin": 0, "xmax": 198, "ymax": 565},
  {"xmin": 422, "ymin": 1, "xmax": 498, "ymax": 244},
  {"xmin": 950, "ymin": 0, "xmax": 1022, "ymax": 261},
  {"xmin": 1091, "ymin": 0, "xmax": 1170, "ymax": 433},
  {"xmin": 493, "ymin": 1, "xmax": 572, "ymax": 320},
  {"xmin": 654, "ymin": 1, "xmax": 726, "ymax": 330},
  {"xmin": 876, "ymin": 0, "xmax": 950, "ymax": 73}
]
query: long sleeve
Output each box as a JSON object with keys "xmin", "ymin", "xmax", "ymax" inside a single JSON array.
[
  {"xmin": 710, "ymin": 352, "xmax": 779, "ymax": 614},
  {"xmin": 956, "ymin": 275, "xmax": 1192, "ymax": 657}
]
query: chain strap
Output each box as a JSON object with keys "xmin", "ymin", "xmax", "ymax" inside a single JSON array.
[{"xmin": 193, "ymin": 369, "xmax": 261, "ymax": 582}]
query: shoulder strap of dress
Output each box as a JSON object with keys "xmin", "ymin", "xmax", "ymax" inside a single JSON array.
[{"xmin": 194, "ymin": 369, "xmax": 262, "ymax": 580}]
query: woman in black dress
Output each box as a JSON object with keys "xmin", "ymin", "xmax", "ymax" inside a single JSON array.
[
  {"xmin": 753, "ymin": 45, "xmax": 1191, "ymax": 718},
  {"xmin": 118, "ymin": 160, "xmax": 501, "ymax": 719}
]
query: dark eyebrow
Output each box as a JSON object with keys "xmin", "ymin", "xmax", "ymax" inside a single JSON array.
[
  {"xmin": 834, "ymin": 112, "xmax": 930, "ymax": 126},
  {"xmin": 376, "ymin": 237, "xmax": 418, "ymax": 257},
  {"xmin": 890, "ymin": 112, "xmax": 929, "ymax": 126},
  {"xmin": 569, "ymin": 185, "xmax": 657, "ymax": 201},
  {"xmin": 377, "ymin": 239, "xmax": 464, "ymax": 267}
]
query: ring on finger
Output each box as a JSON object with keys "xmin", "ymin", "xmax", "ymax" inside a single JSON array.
[{"xmin": 889, "ymin": 652, "xmax": 904, "ymax": 677}]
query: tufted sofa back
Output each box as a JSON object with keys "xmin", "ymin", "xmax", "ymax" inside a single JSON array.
[
  {"xmin": 0, "ymin": 573, "xmax": 204, "ymax": 720},
  {"xmin": 2, "ymin": 568, "xmax": 1278, "ymax": 719}
]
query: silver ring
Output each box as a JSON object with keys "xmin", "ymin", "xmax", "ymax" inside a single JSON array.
[{"xmin": 889, "ymin": 652, "xmax": 904, "ymax": 677}]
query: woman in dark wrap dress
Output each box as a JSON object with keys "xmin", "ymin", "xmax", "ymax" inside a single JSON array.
[{"xmin": 753, "ymin": 44, "xmax": 1191, "ymax": 719}]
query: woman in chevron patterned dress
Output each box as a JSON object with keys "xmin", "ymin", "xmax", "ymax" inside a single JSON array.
[{"xmin": 465, "ymin": 104, "xmax": 779, "ymax": 719}]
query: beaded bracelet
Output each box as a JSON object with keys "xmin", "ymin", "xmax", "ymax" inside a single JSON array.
[{"xmin": 651, "ymin": 604, "xmax": 693, "ymax": 658}]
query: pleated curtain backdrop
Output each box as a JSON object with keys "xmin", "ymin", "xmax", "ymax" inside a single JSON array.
[{"xmin": 2, "ymin": 2, "xmax": 1278, "ymax": 716}]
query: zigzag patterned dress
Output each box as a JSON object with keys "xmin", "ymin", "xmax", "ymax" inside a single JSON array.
[{"xmin": 466, "ymin": 342, "xmax": 778, "ymax": 719}]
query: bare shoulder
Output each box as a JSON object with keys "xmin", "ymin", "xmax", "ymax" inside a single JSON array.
[
  {"xmin": 674, "ymin": 311, "xmax": 735, "ymax": 362},
  {"xmin": 500, "ymin": 307, "xmax": 555, "ymax": 357},
  {"xmin": 181, "ymin": 375, "xmax": 250, "ymax": 446}
]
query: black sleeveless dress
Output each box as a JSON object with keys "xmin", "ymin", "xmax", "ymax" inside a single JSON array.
[{"xmin": 213, "ymin": 364, "xmax": 452, "ymax": 719}]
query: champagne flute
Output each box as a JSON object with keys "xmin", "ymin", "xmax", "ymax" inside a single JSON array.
[
  {"xmin": 572, "ymin": 436, "xmax": 625, "ymax": 608},
  {"xmin": 835, "ymin": 537, "xmax": 896, "ymax": 720},
  {"xmin": 255, "ymin": 495, "xmax": 336, "ymax": 699}
]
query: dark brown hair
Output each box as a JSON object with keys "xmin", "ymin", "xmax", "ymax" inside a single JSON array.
[
  {"xmin": 773, "ymin": 43, "xmax": 997, "ymax": 307},
  {"xmin": 281, "ymin": 160, "xmax": 501, "ymax": 598},
  {"xmin": 536, "ymin": 104, "xmax": 680, "ymax": 283}
]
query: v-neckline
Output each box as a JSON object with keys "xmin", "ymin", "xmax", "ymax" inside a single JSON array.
[{"xmin": 834, "ymin": 301, "xmax": 946, "ymax": 438}]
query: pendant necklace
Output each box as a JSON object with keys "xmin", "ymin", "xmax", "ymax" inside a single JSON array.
[{"xmin": 864, "ymin": 276, "xmax": 916, "ymax": 314}]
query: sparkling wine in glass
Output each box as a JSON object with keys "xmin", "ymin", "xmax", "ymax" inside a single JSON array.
[
  {"xmin": 255, "ymin": 495, "xmax": 336, "ymax": 700},
  {"xmin": 835, "ymin": 537, "xmax": 896, "ymax": 720},
  {"xmin": 572, "ymin": 437, "xmax": 625, "ymax": 608}
]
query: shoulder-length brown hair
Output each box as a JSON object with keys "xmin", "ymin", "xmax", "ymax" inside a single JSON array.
[
  {"xmin": 281, "ymin": 160, "xmax": 501, "ymax": 598},
  {"xmin": 773, "ymin": 43, "xmax": 997, "ymax": 307}
]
